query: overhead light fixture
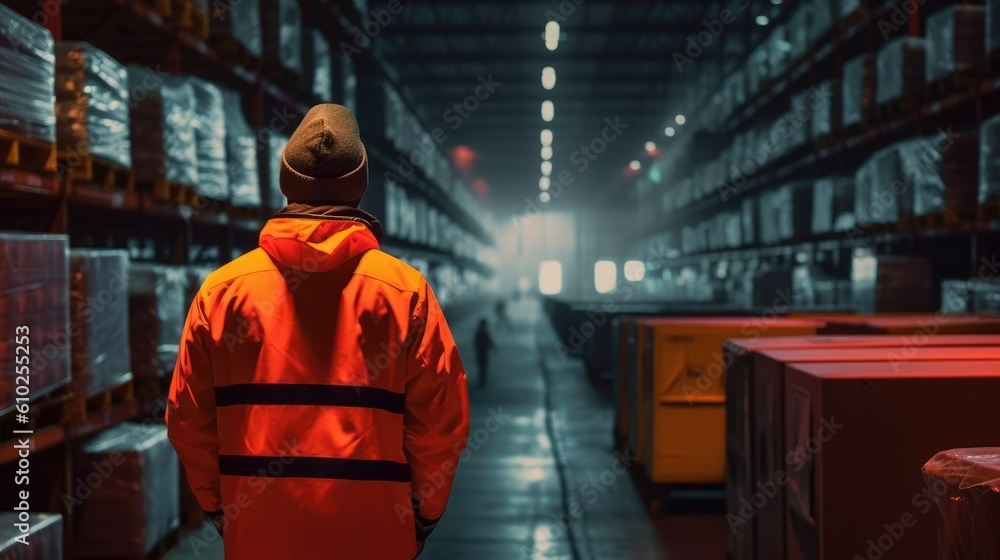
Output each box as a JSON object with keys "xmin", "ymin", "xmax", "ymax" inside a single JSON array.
[
  {"xmin": 664, "ymin": 127, "xmax": 676, "ymax": 137},
  {"xmin": 545, "ymin": 21, "xmax": 560, "ymax": 51},
  {"xmin": 541, "ymin": 129, "xmax": 553, "ymax": 146},
  {"xmin": 541, "ymin": 146, "xmax": 553, "ymax": 160},
  {"xmin": 542, "ymin": 67, "xmax": 556, "ymax": 90},
  {"xmin": 540, "ymin": 177, "xmax": 551, "ymax": 190},
  {"xmin": 645, "ymin": 141, "xmax": 656, "ymax": 153},
  {"xmin": 629, "ymin": 160, "xmax": 641, "ymax": 171},
  {"xmin": 540, "ymin": 191, "xmax": 552, "ymax": 203},
  {"xmin": 541, "ymin": 100, "xmax": 554, "ymax": 122},
  {"xmin": 675, "ymin": 114, "xmax": 686, "ymax": 125},
  {"xmin": 756, "ymin": 15, "xmax": 770, "ymax": 26},
  {"xmin": 541, "ymin": 161, "xmax": 553, "ymax": 176}
]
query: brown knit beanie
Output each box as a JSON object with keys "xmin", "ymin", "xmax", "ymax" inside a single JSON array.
[{"xmin": 280, "ymin": 104, "xmax": 368, "ymax": 205}]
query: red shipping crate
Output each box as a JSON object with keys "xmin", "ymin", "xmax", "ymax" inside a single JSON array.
[
  {"xmin": 782, "ymin": 359, "xmax": 1000, "ymax": 560},
  {"xmin": 725, "ymin": 335, "xmax": 1000, "ymax": 560}
]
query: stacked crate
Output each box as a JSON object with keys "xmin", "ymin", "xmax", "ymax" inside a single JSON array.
[
  {"xmin": 0, "ymin": 234, "xmax": 70, "ymax": 415},
  {"xmin": 54, "ymin": 42, "xmax": 131, "ymax": 171},
  {"xmin": 128, "ymin": 264, "xmax": 187, "ymax": 388},
  {"xmin": 128, "ymin": 70, "xmax": 198, "ymax": 191},
  {"xmin": 189, "ymin": 77, "xmax": 229, "ymax": 202},
  {"xmin": 926, "ymin": 6, "xmax": 986, "ymax": 86}
]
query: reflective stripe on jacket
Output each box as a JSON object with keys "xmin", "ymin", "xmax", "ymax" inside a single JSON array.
[{"xmin": 166, "ymin": 212, "xmax": 470, "ymax": 560}]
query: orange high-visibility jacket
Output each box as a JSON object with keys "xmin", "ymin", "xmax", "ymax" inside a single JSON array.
[{"xmin": 166, "ymin": 211, "xmax": 470, "ymax": 559}]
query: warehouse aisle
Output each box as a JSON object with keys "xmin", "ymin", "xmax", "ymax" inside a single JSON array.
[{"xmin": 166, "ymin": 297, "xmax": 675, "ymax": 559}]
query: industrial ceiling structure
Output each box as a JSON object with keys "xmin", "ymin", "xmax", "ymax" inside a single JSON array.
[{"xmin": 378, "ymin": 0, "xmax": 784, "ymax": 215}]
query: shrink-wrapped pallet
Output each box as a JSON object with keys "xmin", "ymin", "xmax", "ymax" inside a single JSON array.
[
  {"xmin": 55, "ymin": 42, "xmax": 130, "ymax": 169},
  {"xmin": 74, "ymin": 424, "xmax": 179, "ymax": 558},
  {"xmin": 747, "ymin": 46, "xmax": 770, "ymax": 97},
  {"xmin": 851, "ymin": 255, "xmax": 934, "ymax": 313},
  {"xmin": 189, "ymin": 78, "xmax": 228, "ymax": 201},
  {"xmin": 69, "ymin": 250, "xmax": 131, "ymax": 399},
  {"xmin": 842, "ymin": 54, "xmax": 874, "ymax": 127},
  {"xmin": 812, "ymin": 176, "xmax": 855, "ymax": 235},
  {"xmin": 811, "ymin": 80, "xmax": 840, "ymax": 139},
  {"xmin": 808, "ymin": 0, "xmax": 835, "ymax": 44},
  {"xmin": 0, "ymin": 234, "xmax": 70, "ymax": 415},
  {"xmin": 0, "ymin": 513, "xmax": 63, "ymax": 559},
  {"xmin": 767, "ymin": 25, "xmax": 790, "ymax": 79},
  {"xmin": 264, "ymin": 0, "xmax": 303, "ymax": 75},
  {"xmin": 267, "ymin": 133, "xmax": 289, "ymax": 211},
  {"xmin": 222, "ymin": 89, "xmax": 260, "ymax": 208},
  {"xmin": 840, "ymin": 0, "xmax": 862, "ymax": 18},
  {"xmin": 876, "ymin": 37, "xmax": 926, "ymax": 106},
  {"xmin": 922, "ymin": 449, "xmax": 1000, "ymax": 560},
  {"xmin": 976, "ymin": 281, "xmax": 1000, "ymax": 313},
  {"xmin": 926, "ymin": 6, "xmax": 986, "ymax": 84},
  {"xmin": 0, "ymin": 3, "xmax": 55, "ymax": 143},
  {"xmin": 906, "ymin": 131, "xmax": 979, "ymax": 218},
  {"xmin": 128, "ymin": 70, "xmax": 198, "ymax": 188},
  {"xmin": 980, "ymin": 113, "xmax": 1000, "ymax": 203},
  {"xmin": 941, "ymin": 279, "xmax": 973, "ymax": 313},
  {"xmin": 210, "ymin": 0, "xmax": 262, "ymax": 57},
  {"xmin": 128, "ymin": 265, "xmax": 186, "ymax": 381},
  {"xmin": 741, "ymin": 197, "xmax": 756, "ymax": 246},
  {"xmin": 856, "ymin": 143, "xmax": 910, "ymax": 225},
  {"xmin": 309, "ymin": 29, "xmax": 333, "ymax": 100}
]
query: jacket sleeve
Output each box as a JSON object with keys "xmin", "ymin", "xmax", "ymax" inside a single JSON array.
[
  {"xmin": 403, "ymin": 283, "xmax": 470, "ymax": 541},
  {"xmin": 166, "ymin": 296, "xmax": 222, "ymax": 514}
]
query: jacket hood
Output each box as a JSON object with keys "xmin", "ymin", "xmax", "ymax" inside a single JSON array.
[{"xmin": 259, "ymin": 215, "xmax": 380, "ymax": 272}]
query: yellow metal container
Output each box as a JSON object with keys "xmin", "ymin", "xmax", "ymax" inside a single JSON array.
[{"xmin": 640, "ymin": 318, "xmax": 820, "ymax": 484}]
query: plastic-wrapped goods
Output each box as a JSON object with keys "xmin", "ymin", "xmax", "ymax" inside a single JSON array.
[
  {"xmin": 310, "ymin": 29, "xmax": 333, "ymax": 100},
  {"xmin": 808, "ymin": 0, "xmax": 835, "ymax": 44},
  {"xmin": 69, "ymin": 250, "xmax": 131, "ymax": 399},
  {"xmin": 906, "ymin": 131, "xmax": 979, "ymax": 217},
  {"xmin": 264, "ymin": 0, "xmax": 303, "ymax": 75},
  {"xmin": 758, "ymin": 189, "xmax": 789, "ymax": 245},
  {"xmin": 788, "ymin": 6, "xmax": 812, "ymax": 62},
  {"xmin": 741, "ymin": 197, "xmax": 756, "ymax": 246},
  {"xmin": 976, "ymin": 281, "xmax": 1000, "ymax": 313},
  {"xmin": 222, "ymin": 89, "xmax": 260, "ymax": 208},
  {"xmin": 852, "ymin": 255, "xmax": 935, "ymax": 313},
  {"xmin": 73, "ymin": 424, "xmax": 179, "ymax": 558},
  {"xmin": 210, "ymin": 0, "xmax": 262, "ymax": 57},
  {"xmin": 922, "ymin": 449, "xmax": 1000, "ymax": 560},
  {"xmin": 788, "ymin": 182, "xmax": 814, "ymax": 239},
  {"xmin": 855, "ymin": 145, "xmax": 904, "ymax": 225},
  {"xmin": 980, "ymin": 113, "xmax": 1000, "ymax": 203},
  {"xmin": 0, "ymin": 513, "xmax": 63, "ymax": 559},
  {"xmin": 840, "ymin": 0, "xmax": 862, "ymax": 18},
  {"xmin": 129, "ymin": 70, "xmax": 198, "ymax": 188},
  {"xmin": 267, "ymin": 133, "xmax": 289, "ymax": 211},
  {"xmin": 768, "ymin": 26, "xmax": 791, "ymax": 79},
  {"xmin": 55, "ymin": 42, "xmax": 131, "ymax": 169},
  {"xmin": 188, "ymin": 78, "xmax": 228, "ymax": 201},
  {"xmin": 788, "ymin": 90, "xmax": 813, "ymax": 150},
  {"xmin": 812, "ymin": 176, "xmax": 856, "ymax": 235},
  {"xmin": 927, "ymin": 6, "xmax": 986, "ymax": 84},
  {"xmin": 0, "ymin": 234, "xmax": 70, "ymax": 415},
  {"xmin": 941, "ymin": 280, "xmax": 973, "ymax": 313},
  {"xmin": 128, "ymin": 264, "xmax": 186, "ymax": 381},
  {"xmin": 990, "ymin": 0, "xmax": 1000, "ymax": 55},
  {"xmin": 0, "ymin": 4, "xmax": 56, "ymax": 143},
  {"xmin": 842, "ymin": 54, "xmax": 875, "ymax": 127},
  {"xmin": 876, "ymin": 37, "xmax": 926, "ymax": 106},
  {"xmin": 811, "ymin": 80, "xmax": 840, "ymax": 139},
  {"xmin": 747, "ymin": 46, "xmax": 770, "ymax": 97}
]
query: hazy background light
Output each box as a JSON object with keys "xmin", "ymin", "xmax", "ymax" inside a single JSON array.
[
  {"xmin": 541, "ymin": 129, "xmax": 553, "ymax": 146},
  {"xmin": 541, "ymin": 146, "xmax": 553, "ymax": 160},
  {"xmin": 539, "ymin": 176, "xmax": 551, "ymax": 190},
  {"xmin": 675, "ymin": 114, "xmax": 686, "ymax": 125},
  {"xmin": 629, "ymin": 160, "xmax": 641, "ymax": 171},
  {"xmin": 594, "ymin": 261, "xmax": 617, "ymax": 294},
  {"xmin": 542, "ymin": 67, "xmax": 556, "ymax": 90},
  {"xmin": 539, "ymin": 260, "xmax": 563, "ymax": 295},
  {"xmin": 541, "ymin": 161, "xmax": 553, "ymax": 175},
  {"xmin": 645, "ymin": 141, "xmax": 656, "ymax": 153},
  {"xmin": 539, "ymin": 191, "xmax": 551, "ymax": 203},
  {"xmin": 665, "ymin": 127, "xmax": 676, "ymax": 137},
  {"xmin": 624, "ymin": 260, "xmax": 646, "ymax": 282},
  {"xmin": 542, "ymin": 100, "xmax": 555, "ymax": 122}
]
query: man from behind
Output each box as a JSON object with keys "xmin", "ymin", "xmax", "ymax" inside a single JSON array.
[{"xmin": 166, "ymin": 104, "xmax": 470, "ymax": 559}]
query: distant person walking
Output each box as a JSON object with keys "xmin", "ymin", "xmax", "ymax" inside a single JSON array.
[
  {"xmin": 474, "ymin": 319, "xmax": 496, "ymax": 388},
  {"xmin": 494, "ymin": 298, "xmax": 511, "ymax": 331}
]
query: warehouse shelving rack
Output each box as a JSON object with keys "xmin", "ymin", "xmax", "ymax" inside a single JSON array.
[
  {"xmin": 0, "ymin": 0, "xmax": 495, "ymax": 552},
  {"xmin": 634, "ymin": 0, "xmax": 1000, "ymax": 305}
]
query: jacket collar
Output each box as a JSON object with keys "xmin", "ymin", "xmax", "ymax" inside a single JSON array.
[{"xmin": 259, "ymin": 205, "xmax": 382, "ymax": 272}]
